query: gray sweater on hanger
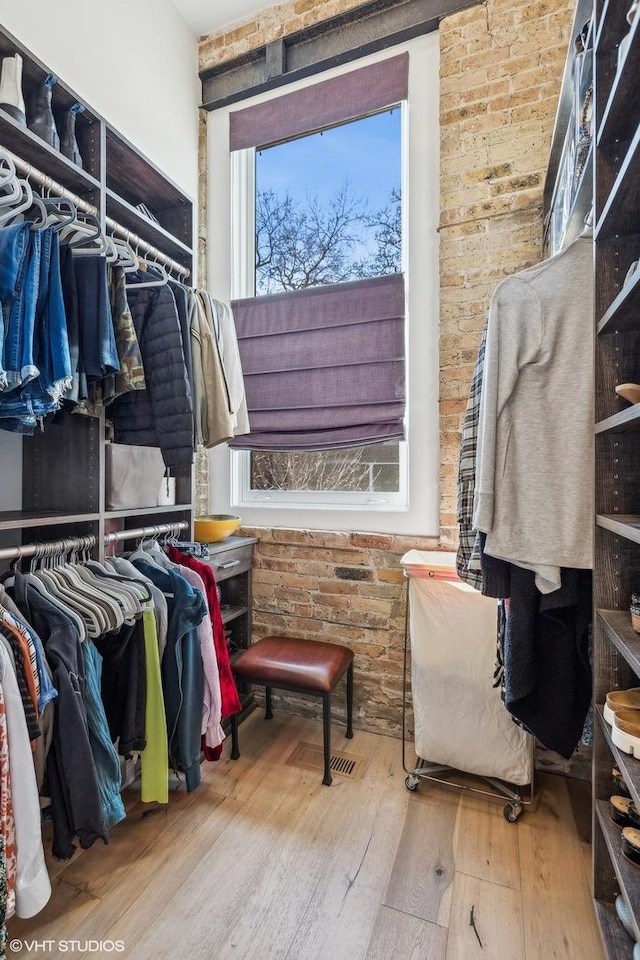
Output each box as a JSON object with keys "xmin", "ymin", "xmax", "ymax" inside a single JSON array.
[{"xmin": 472, "ymin": 234, "xmax": 594, "ymax": 591}]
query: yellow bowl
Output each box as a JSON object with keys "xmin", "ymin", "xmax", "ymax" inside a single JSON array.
[{"xmin": 194, "ymin": 515, "xmax": 241, "ymax": 543}]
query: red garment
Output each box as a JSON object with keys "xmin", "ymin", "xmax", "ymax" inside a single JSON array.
[{"xmin": 166, "ymin": 546, "xmax": 241, "ymax": 720}]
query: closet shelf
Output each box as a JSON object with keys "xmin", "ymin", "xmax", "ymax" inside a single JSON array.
[
  {"xmin": 597, "ymin": 610, "xmax": 640, "ymax": 677},
  {"xmin": 0, "ymin": 510, "xmax": 101, "ymax": 531},
  {"xmin": 0, "ymin": 20, "xmax": 195, "ymax": 560},
  {"xmin": 595, "ymin": 0, "xmax": 632, "ymax": 56},
  {"xmin": 542, "ymin": 0, "xmax": 592, "ymax": 215},
  {"xmin": 598, "ymin": 15, "xmax": 640, "ymax": 149},
  {"xmin": 597, "ymin": 266, "xmax": 640, "ymax": 334},
  {"xmin": 596, "ymin": 515, "xmax": 640, "ymax": 544},
  {"xmin": 0, "ymin": 109, "xmax": 100, "ymax": 195},
  {"xmin": 105, "ymin": 189, "xmax": 192, "ymax": 266},
  {"xmin": 594, "ymin": 899, "xmax": 639, "ymax": 959},
  {"xmin": 563, "ymin": 147, "xmax": 594, "ymax": 250},
  {"xmin": 597, "ymin": 705, "xmax": 640, "ymax": 812},
  {"xmin": 221, "ymin": 604, "xmax": 248, "ymax": 626},
  {"xmin": 105, "ymin": 126, "xmax": 190, "ymax": 213},
  {"xmin": 596, "ymin": 122, "xmax": 640, "ymax": 240},
  {"xmin": 596, "ymin": 406, "xmax": 640, "ymax": 434},
  {"xmin": 105, "ymin": 505, "xmax": 192, "ymax": 520},
  {"xmin": 595, "ymin": 799, "xmax": 640, "ymax": 930}
]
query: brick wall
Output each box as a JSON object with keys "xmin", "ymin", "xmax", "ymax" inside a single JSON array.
[
  {"xmin": 241, "ymin": 526, "xmax": 438, "ymax": 735},
  {"xmin": 199, "ymin": 0, "xmax": 574, "ymax": 736},
  {"xmin": 198, "ymin": 0, "xmax": 370, "ymax": 70}
]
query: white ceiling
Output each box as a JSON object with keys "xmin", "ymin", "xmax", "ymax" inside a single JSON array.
[{"xmin": 171, "ymin": 0, "xmax": 278, "ymax": 36}]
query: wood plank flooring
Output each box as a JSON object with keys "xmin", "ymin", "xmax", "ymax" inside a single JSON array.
[{"xmin": 8, "ymin": 712, "xmax": 606, "ymax": 960}]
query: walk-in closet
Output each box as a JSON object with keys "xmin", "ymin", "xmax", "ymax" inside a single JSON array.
[{"xmin": 0, "ymin": 0, "xmax": 634, "ymax": 957}]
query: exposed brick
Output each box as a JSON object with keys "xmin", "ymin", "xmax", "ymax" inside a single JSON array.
[{"xmin": 335, "ymin": 566, "xmax": 372, "ymax": 581}]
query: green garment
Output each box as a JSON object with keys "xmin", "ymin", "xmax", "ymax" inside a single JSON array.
[{"xmin": 140, "ymin": 609, "xmax": 169, "ymax": 804}]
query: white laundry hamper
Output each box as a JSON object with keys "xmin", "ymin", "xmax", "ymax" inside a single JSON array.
[{"xmin": 401, "ymin": 550, "xmax": 532, "ymax": 787}]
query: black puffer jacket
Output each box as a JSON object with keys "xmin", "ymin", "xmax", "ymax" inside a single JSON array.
[{"xmin": 111, "ymin": 275, "xmax": 193, "ymax": 467}]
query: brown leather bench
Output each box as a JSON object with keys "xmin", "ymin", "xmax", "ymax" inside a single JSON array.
[{"xmin": 230, "ymin": 635, "xmax": 354, "ymax": 785}]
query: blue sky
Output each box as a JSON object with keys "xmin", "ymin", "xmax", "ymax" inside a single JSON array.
[{"xmin": 256, "ymin": 108, "xmax": 401, "ymax": 214}]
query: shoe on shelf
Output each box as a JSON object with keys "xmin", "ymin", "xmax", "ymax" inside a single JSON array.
[
  {"xmin": 605, "ymin": 688, "xmax": 640, "ymax": 725},
  {"xmin": 612, "ymin": 710, "xmax": 640, "ymax": 757},
  {"xmin": 610, "ymin": 795, "xmax": 640, "ymax": 828},
  {"xmin": 616, "ymin": 894, "xmax": 635, "ymax": 939},
  {"xmin": 622, "ymin": 826, "xmax": 640, "ymax": 865},
  {"xmin": 614, "ymin": 767, "xmax": 633, "ymax": 798}
]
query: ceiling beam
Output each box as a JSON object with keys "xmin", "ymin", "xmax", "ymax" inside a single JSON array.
[{"xmin": 200, "ymin": 0, "xmax": 480, "ymax": 111}]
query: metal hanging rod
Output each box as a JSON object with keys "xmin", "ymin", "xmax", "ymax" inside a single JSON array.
[
  {"xmin": 105, "ymin": 521, "xmax": 188, "ymax": 545},
  {"xmin": 0, "ymin": 147, "xmax": 191, "ymax": 280},
  {"xmin": 0, "ymin": 520, "xmax": 188, "ymax": 562}
]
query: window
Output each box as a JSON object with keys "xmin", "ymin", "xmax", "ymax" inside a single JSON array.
[
  {"xmin": 243, "ymin": 106, "xmax": 404, "ymax": 505},
  {"xmin": 207, "ymin": 35, "xmax": 441, "ymax": 536},
  {"xmin": 228, "ymin": 56, "xmax": 408, "ymax": 509},
  {"xmin": 255, "ymin": 109, "xmax": 402, "ymax": 295}
]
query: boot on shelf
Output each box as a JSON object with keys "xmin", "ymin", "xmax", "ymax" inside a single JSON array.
[
  {"xmin": 0, "ymin": 53, "xmax": 26, "ymax": 125},
  {"xmin": 28, "ymin": 73, "xmax": 59, "ymax": 150},
  {"xmin": 56, "ymin": 102, "xmax": 84, "ymax": 167}
]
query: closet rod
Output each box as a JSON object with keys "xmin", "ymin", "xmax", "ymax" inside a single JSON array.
[
  {"xmin": 0, "ymin": 147, "xmax": 191, "ymax": 280},
  {"xmin": 0, "ymin": 520, "xmax": 188, "ymax": 562},
  {"xmin": 105, "ymin": 521, "xmax": 188, "ymax": 545}
]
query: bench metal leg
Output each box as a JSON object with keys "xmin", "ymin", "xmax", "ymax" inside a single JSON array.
[
  {"xmin": 322, "ymin": 692, "xmax": 332, "ymax": 786},
  {"xmin": 265, "ymin": 686, "xmax": 273, "ymax": 720},
  {"xmin": 345, "ymin": 662, "xmax": 354, "ymax": 739},
  {"xmin": 230, "ymin": 712, "xmax": 240, "ymax": 760}
]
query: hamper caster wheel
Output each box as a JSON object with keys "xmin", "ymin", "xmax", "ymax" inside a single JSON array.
[
  {"xmin": 503, "ymin": 802, "xmax": 522, "ymax": 822},
  {"xmin": 405, "ymin": 774, "xmax": 420, "ymax": 792}
]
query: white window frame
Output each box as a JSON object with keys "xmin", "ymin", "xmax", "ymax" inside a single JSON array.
[
  {"xmin": 206, "ymin": 33, "xmax": 441, "ymax": 537},
  {"xmin": 229, "ymin": 117, "xmax": 409, "ymax": 511}
]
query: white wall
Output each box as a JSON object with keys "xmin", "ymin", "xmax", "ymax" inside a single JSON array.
[
  {"xmin": 0, "ymin": 0, "xmax": 200, "ymax": 198},
  {"xmin": 206, "ymin": 32, "xmax": 441, "ymax": 536}
]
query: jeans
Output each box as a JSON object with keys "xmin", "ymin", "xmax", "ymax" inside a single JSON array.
[
  {"xmin": 0, "ymin": 222, "xmax": 40, "ymax": 390},
  {"xmin": 0, "ymin": 228, "xmax": 72, "ymax": 432},
  {"xmin": 74, "ymin": 255, "xmax": 119, "ymax": 381}
]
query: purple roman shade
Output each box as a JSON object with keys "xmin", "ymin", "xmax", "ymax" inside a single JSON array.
[
  {"xmin": 228, "ymin": 55, "xmax": 409, "ymax": 453},
  {"xmin": 229, "ymin": 274, "xmax": 405, "ymax": 451},
  {"xmin": 229, "ymin": 53, "xmax": 409, "ymax": 151}
]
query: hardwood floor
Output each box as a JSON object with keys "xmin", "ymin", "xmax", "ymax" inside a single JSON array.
[{"xmin": 9, "ymin": 712, "xmax": 606, "ymax": 960}]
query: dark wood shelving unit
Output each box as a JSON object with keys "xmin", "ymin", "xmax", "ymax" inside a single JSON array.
[
  {"xmin": 0, "ymin": 108, "xmax": 101, "ymax": 195},
  {"xmin": 206, "ymin": 536, "xmax": 259, "ymax": 720},
  {"xmin": 542, "ymin": 0, "xmax": 593, "ymax": 256},
  {"xmin": 596, "ymin": 516, "xmax": 640, "ymax": 545},
  {"xmin": 596, "ymin": 123, "xmax": 640, "ymax": 240},
  {"xmin": 596, "ymin": 705, "xmax": 640, "ymax": 807},
  {"xmin": 105, "ymin": 188, "xmax": 192, "ymax": 268},
  {"xmin": 596, "ymin": 407, "xmax": 640, "ymax": 434},
  {"xmin": 592, "ymin": 0, "xmax": 640, "ymax": 954},
  {"xmin": 595, "ymin": 800, "xmax": 640, "ymax": 940},
  {"xmin": 597, "ymin": 267, "xmax": 640, "ymax": 334},
  {"xmin": 598, "ymin": 12, "xmax": 640, "ymax": 147},
  {"xmin": 0, "ymin": 22, "xmax": 195, "ymax": 559}
]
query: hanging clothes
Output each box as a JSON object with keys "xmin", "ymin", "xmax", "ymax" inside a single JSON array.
[
  {"xmin": 92, "ymin": 618, "xmax": 147, "ymax": 756},
  {"xmin": 473, "ymin": 233, "xmax": 594, "ymax": 593},
  {"xmin": 187, "ymin": 289, "xmax": 249, "ymax": 449},
  {"xmin": 165, "ymin": 558, "xmax": 224, "ymax": 752},
  {"xmin": 456, "ymin": 317, "xmax": 487, "ymax": 591},
  {"xmin": 10, "ymin": 571, "xmax": 107, "ymax": 861},
  {"xmin": 110, "ymin": 274, "xmax": 194, "ymax": 468},
  {"xmin": 0, "ymin": 643, "xmax": 51, "ymax": 917},
  {"xmin": 82, "ymin": 639, "xmax": 126, "ymax": 830},
  {"xmin": 166, "ymin": 545, "xmax": 242, "ymax": 721},
  {"xmin": 139, "ymin": 608, "xmax": 169, "ymax": 805},
  {"xmin": 131, "ymin": 554, "xmax": 206, "ymax": 791}
]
